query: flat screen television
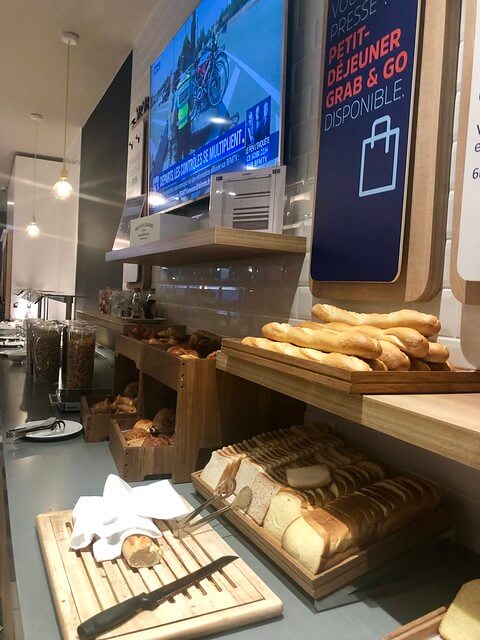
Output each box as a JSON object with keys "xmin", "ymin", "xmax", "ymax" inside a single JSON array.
[{"xmin": 148, "ymin": 0, "xmax": 287, "ymax": 214}]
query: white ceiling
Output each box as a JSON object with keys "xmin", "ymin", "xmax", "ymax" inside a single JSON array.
[{"xmin": 0, "ymin": 0, "xmax": 159, "ymax": 210}]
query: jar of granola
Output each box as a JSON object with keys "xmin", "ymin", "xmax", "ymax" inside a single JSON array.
[
  {"xmin": 32, "ymin": 321, "xmax": 61, "ymax": 384},
  {"xmin": 66, "ymin": 324, "xmax": 97, "ymax": 389}
]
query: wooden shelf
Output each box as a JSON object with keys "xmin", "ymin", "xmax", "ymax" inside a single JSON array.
[
  {"xmin": 105, "ymin": 227, "xmax": 306, "ymax": 266},
  {"xmin": 76, "ymin": 311, "xmax": 172, "ymax": 335},
  {"xmin": 216, "ymin": 351, "xmax": 480, "ymax": 471}
]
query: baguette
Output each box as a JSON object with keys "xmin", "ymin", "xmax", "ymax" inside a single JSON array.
[
  {"xmin": 409, "ymin": 358, "xmax": 431, "ymax": 371},
  {"xmin": 311, "ymin": 304, "xmax": 441, "ymax": 337},
  {"xmin": 299, "ymin": 320, "xmax": 429, "ymax": 358},
  {"xmin": 310, "ymin": 322, "xmax": 429, "ymax": 358},
  {"xmin": 242, "ymin": 336, "xmax": 372, "ymax": 372},
  {"xmin": 262, "ymin": 322, "xmax": 381, "ymax": 359},
  {"xmin": 377, "ymin": 340, "xmax": 410, "ymax": 371},
  {"xmin": 428, "ymin": 361, "xmax": 454, "ymax": 371},
  {"xmin": 423, "ymin": 341, "xmax": 450, "ymax": 363}
]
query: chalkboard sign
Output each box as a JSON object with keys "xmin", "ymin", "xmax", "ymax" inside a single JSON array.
[{"xmin": 311, "ymin": 0, "xmax": 420, "ymax": 283}]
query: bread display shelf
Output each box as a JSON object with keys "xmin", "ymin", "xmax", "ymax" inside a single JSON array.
[
  {"xmin": 192, "ymin": 472, "xmax": 451, "ymax": 603},
  {"xmin": 105, "ymin": 227, "xmax": 306, "ymax": 266},
  {"xmin": 220, "ymin": 339, "xmax": 480, "ymax": 394},
  {"xmin": 383, "ymin": 607, "xmax": 446, "ymax": 639},
  {"xmin": 36, "ymin": 508, "xmax": 282, "ymax": 640},
  {"xmin": 112, "ymin": 336, "xmax": 221, "ymax": 483},
  {"xmin": 217, "ymin": 343, "xmax": 480, "ymax": 471}
]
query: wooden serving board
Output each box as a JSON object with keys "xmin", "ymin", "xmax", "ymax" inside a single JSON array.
[
  {"xmin": 36, "ymin": 509, "xmax": 282, "ymax": 640},
  {"xmin": 383, "ymin": 607, "xmax": 447, "ymax": 639},
  {"xmin": 221, "ymin": 339, "xmax": 480, "ymax": 394},
  {"xmin": 192, "ymin": 472, "xmax": 451, "ymax": 602}
]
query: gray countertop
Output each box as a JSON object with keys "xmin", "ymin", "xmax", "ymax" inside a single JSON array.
[{"xmin": 1, "ymin": 355, "xmax": 479, "ymax": 640}]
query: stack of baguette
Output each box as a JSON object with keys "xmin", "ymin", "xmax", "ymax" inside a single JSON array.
[
  {"xmin": 242, "ymin": 303, "xmax": 452, "ymax": 373},
  {"xmin": 200, "ymin": 424, "xmax": 440, "ymax": 575}
]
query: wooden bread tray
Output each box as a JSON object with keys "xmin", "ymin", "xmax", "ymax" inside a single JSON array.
[
  {"xmin": 383, "ymin": 607, "xmax": 446, "ymax": 639},
  {"xmin": 192, "ymin": 472, "xmax": 451, "ymax": 603},
  {"xmin": 220, "ymin": 339, "xmax": 480, "ymax": 394},
  {"xmin": 36, "ymin": 508, "xmax": 282, "ymax": 640},
  {"xmin": 109, "ymin": 418, "xmax": 174, "ymax": 482}
]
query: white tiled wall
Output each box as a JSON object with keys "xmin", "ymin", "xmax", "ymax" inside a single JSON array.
[{"xmin": 130, "ymin": 1, "xmax": 480, "ymax": 549}]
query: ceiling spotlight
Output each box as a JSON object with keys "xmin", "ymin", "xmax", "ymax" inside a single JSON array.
[
  {"xmin": 26, "ymin": 219, "xmax": 40, "ymax": 237},
  {"xmin": 53, "ymin": 31, "xmax": 79, "ymax": 200}
]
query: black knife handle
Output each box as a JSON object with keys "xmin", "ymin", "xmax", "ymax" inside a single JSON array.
[{"xmin": 77, "ymin": 593, "xmax": 150, "ymax": 640}]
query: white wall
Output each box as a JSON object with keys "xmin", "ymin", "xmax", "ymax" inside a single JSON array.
[
  {"xmin": 130, "ymin": 1, "xmax": 480, "ymax": 549},
  {"xmin": 8, "ymin": 155, "xmax": 79, "ymax": 320}
]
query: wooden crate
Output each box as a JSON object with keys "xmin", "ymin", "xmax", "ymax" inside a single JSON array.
[
  {"xmin": 80, "ymin": 396, "xmax": 138, "ymax": 443},
  {"xmin": 109, "ymin": 418, "xmax": 174, "ymax": 482},
  {"xmin": 36, "ymin": 508, "xmax": 283, "ymax": 640},
  {"xmin": 383, "ymin": 608, "xmax": 446, "ymax": 639},
  {"xmin": 221, "ymin": 339, "xmax": 480, "ymax": 394},
  {"xmin": 112, "ymin": 336, "xmax": 305, "ymax": 483},
  {"xmin": 191, "ymin": 472, "xmax": 451, "ymax": 603}
]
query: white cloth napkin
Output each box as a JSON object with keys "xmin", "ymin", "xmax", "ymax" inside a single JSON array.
[{"xmin": 70, "ymin": 474, "xmax": 189, "ymax": 562}]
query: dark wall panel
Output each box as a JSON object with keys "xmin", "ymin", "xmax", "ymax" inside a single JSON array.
[{"xmin": 76, "ymin": 53, "xmax": 132, "ymax": 312}]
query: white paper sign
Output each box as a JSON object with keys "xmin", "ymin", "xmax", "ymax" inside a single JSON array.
[
  {"xmin": 126, "ymin": 120, "xmax": 144, "ymax": 199},
  {"xmin": 458, "ymin": 1, "xmax": 480, "ymax": 280}
]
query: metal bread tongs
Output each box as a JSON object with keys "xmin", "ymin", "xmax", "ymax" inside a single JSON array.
[
  {"xmin": 6, "ymin": 417, "xmax": 66, "ymax": 441},
  {"xmin": 173, "ymin": 477, "xmax": 252, "ymax": 539}
]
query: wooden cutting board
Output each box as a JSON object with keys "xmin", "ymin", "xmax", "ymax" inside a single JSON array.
[
  {"xmin": 383, "ymin": 607, "xmax": 446, "ymax": 639},
  {"xmin": 36, "ymin": 509, "xmax": 282, "ymax": 640}
]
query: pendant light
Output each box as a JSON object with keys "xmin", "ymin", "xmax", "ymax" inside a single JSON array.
[
  {"xmin": 26, "ymin": 113, "xmax": 43, "ymax": 238},
  {"xmin": 53, "ymin": 31, "xmax": 79, "ymax": 200}
]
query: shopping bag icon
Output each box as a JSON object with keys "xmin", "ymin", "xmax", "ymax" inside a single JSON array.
[{"xmin": 359, "ymin": 115, "xmax": 400, "ymax": 197}]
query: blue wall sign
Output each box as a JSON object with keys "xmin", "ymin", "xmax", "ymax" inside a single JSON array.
[{"xmin": 311, "ymin": 0, "xmax": 420, "ymax": 283}]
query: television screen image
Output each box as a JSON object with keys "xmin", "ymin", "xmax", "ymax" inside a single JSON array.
[{"xmin": 149, "ymin": 0, "xmax": 286, "ymax": 213}]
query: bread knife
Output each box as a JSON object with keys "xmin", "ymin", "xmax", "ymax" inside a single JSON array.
[{"xmin": 77, "ymin": 555, "xmax": 237, "ymax": 640}]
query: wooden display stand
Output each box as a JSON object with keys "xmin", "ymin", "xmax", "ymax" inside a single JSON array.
[{"xmin": 111, "ymin": 335, "xmax": 304, "ymax": 483}]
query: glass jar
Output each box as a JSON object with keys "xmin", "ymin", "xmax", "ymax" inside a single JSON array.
[
  {"xmin": 98, "ymin": 289, "xmax": 113, "ymax": 315},
  {"xmin": 32, "ymin": 321, "xmax": 61, "ymax": 384},
  {"xmin": 61, "ymin": 320, "xmax": 89, "ymax": 384},
  {"xmin": 24, "ymin": 318, "xmax": 43, "ymax": 375},
  {"xmin": 66, "ymin": 324, "xmax": 97, "ymax": 389},
  {"xmin": 111, "ymin": 290, "xmax": 133, "ymax": 318}
]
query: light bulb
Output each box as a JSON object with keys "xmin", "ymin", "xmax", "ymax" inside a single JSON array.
[
  {"xmin": 53, "ymin": 176, "xmax": 73, "ymax": 200},
  {"xmin": 26, "ymin": 220, "xmax": 40, "ymax": 237}
]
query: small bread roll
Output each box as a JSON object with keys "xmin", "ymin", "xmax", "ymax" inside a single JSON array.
[
  {"xmin": 91, "ymin": 399, "xmax": 112, "ymax": 414},
  {"xmin": 115, "ymin": 404, "xmax": 137, "ymax": 415},
  {"xmin": 152, "ymin": 408, "xmax": 176, "ymax": 435},
  {"xmin": 122, "ymin": 535, "xmax": 162, "ymax": 568},
  {"xmin": 133, "ymin": 419, "xmax": 154, "ymax": 432}
]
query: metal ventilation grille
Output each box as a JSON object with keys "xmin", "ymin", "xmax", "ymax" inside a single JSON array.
[{"xmin": 231, "ymin": 189, "xmax": 271, "ymax": 230}]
